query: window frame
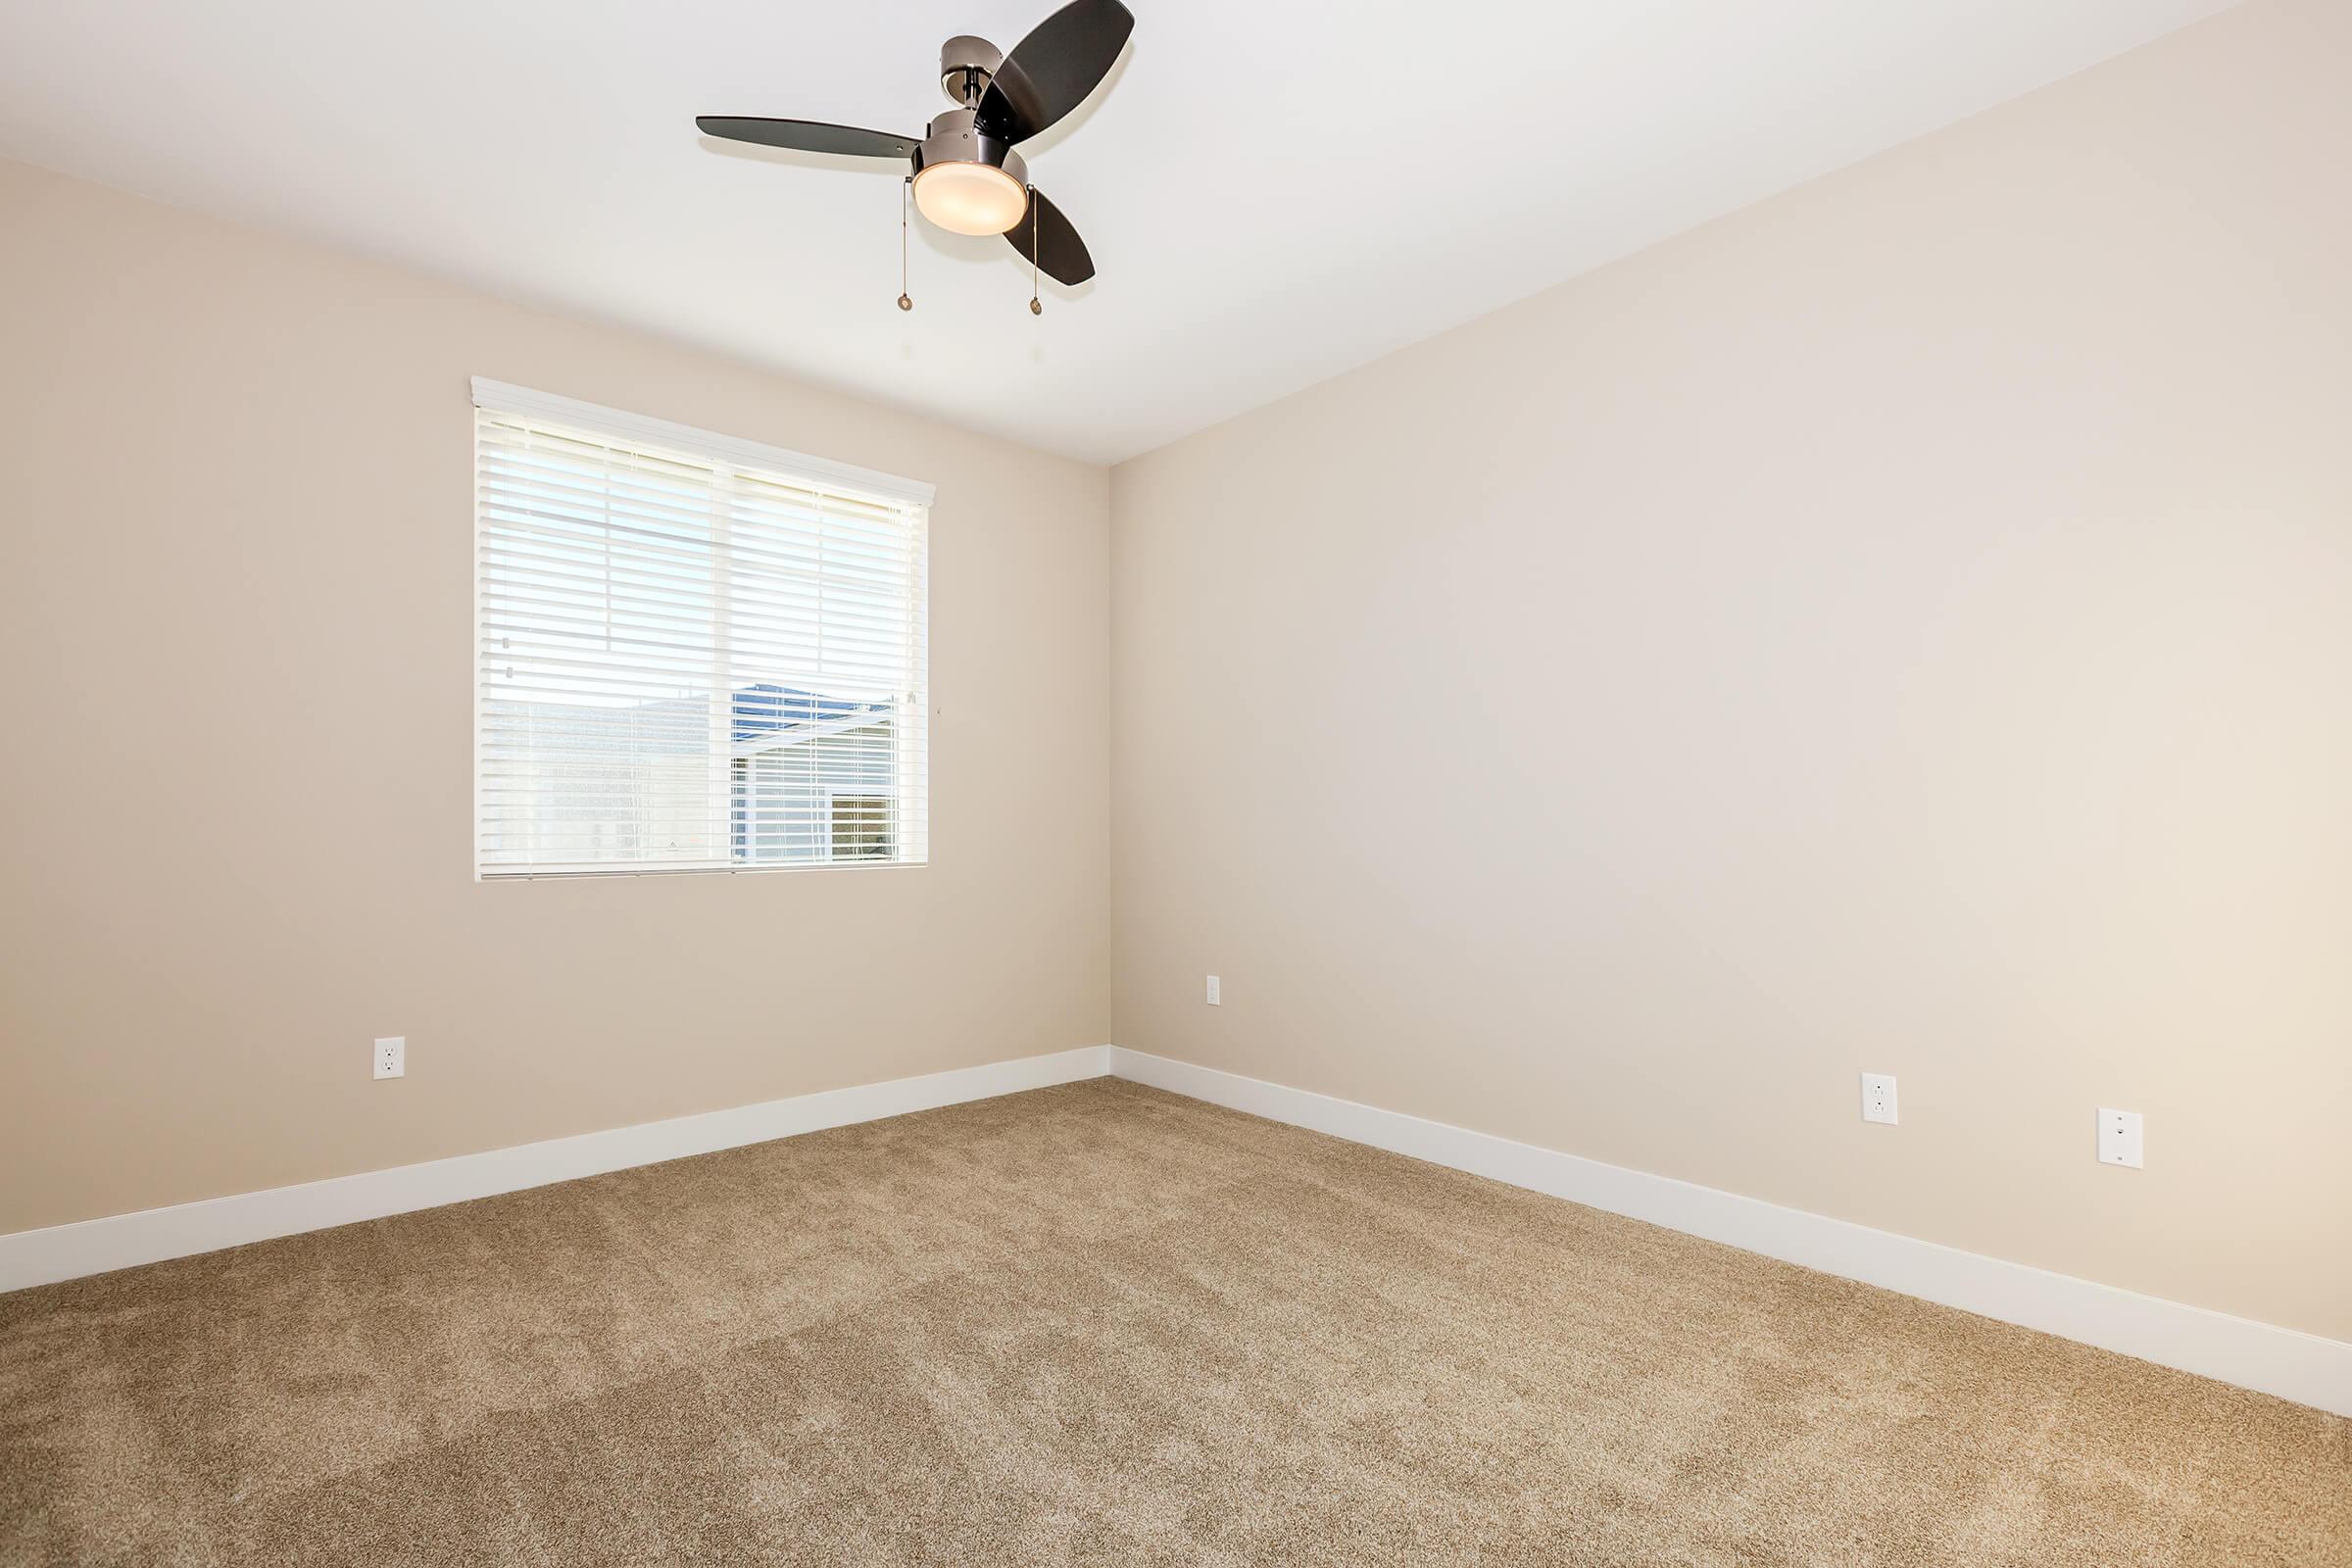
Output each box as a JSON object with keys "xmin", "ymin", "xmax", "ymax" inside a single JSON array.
[{"xmin": 470, "ymin": 378, "xmax": 933, "ymax": 881}]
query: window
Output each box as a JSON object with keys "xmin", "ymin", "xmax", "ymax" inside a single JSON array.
[
  {"xmin": 472, "ymin": 380, "xmax": 930, "ymax": 877},
  {"xmin": 827, "ymin": 796, "xmax": 894, "ymax": 860}
]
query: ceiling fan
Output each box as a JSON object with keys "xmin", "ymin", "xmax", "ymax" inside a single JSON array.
[{"xmin": 697, "ymin": 0, "xmax": 1133, "ymax": 297}]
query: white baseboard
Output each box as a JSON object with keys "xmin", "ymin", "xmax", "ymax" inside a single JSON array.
[
  {"xmin": 0, "ymin": 1046, "xmax": 1112, "ymax": 1295},
  {"xmin": 11, "ymin": 1041, "xmax": 2344, "ymax": 1420},
  {"xmin": 1108, "ymin": 1048, "xmax": 2352, "ymax": 1419}
]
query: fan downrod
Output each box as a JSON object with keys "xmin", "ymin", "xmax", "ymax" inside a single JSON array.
[{"xmin": 938, "ymin": 36, "xmax": 1004, "ymax": 107}]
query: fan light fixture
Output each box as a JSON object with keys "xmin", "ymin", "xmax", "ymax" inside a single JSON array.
[
  {"xmin": 908, "ymin": 109, "xmax": 1030, "ymax": 237},
  {"xmin": 912, "ymin": 160, "xmax": 1027, "ymax": 236}
]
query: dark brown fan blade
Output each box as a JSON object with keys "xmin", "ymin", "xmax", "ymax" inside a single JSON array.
[
  {"xmin": 1004, "ymin": 187, "xmax": 1095, "ymax": 286},
  {"xmin": 695, "ymin": 118, "xmax": 914, "ymax": 160},
  {"xmin": 974, "ymin": 0, "xmax": 1134, "ymax": 144}
]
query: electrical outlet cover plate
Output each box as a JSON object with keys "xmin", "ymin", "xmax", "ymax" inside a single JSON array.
[
  {"xmin": 1204, "ymin": 975, "xmax": 1221, "ymax": 1005},
  {"xmin": 2098, "ymin": 1107, "xmax": 2143, "ymax": 1168},
  {"xmin": 1860, "ymin": 1072, "xmax": 1897, "ymax": 1125},
  {"xmin": 373, "ymin": 1037, "xmax": 405, "ymax": 1080}
]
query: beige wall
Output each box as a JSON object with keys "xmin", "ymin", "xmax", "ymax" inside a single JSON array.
[
  {"xmin": 0, "ymin": 157, "xmax": 1110, "ymax": 1234},
  {"xmin": 1110, "ymin": 0, "xmax": 2352, "ymax": 1341}
]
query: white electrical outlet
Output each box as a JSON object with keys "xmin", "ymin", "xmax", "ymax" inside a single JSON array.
[
  {"xmin": 1204, "ymin": 975, "xmax": 1221, "ymax": 1005},
  {"xmin": 2097, "ymin": 1107, "xmax": 2143, "ymax": 1168},
  {"xmin": 1860, "ymin": 1072, "xmax": 1897, "ymax": 1125},
  {"xmin": 373, "ymin": 1037, "xmax": 405, "ymax": 1080}
]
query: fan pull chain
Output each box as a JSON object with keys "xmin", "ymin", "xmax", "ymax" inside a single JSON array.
[
  {"xmin": 898, "ymin": 177, "xmax": 913, "ymax": 312},
  {"xmin": 1028, "ymin": 187, "xmax": 1042, "ymax": 316}
]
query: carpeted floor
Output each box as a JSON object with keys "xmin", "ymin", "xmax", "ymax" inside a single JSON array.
[{"xmin": 1, "ymin": 1079, "xmax": 2344, "ymax": 1566}]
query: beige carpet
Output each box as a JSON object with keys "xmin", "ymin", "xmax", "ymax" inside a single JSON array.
[{"xmin": 1, "ymin": 1079, "xmax": 2344, "ymax": 1566}]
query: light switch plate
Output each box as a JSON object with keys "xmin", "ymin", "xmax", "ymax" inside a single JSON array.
[
  {"xmin": 2098, "ymin": 1107, "xmax": 2143, "ymax": 1168},
  {"xmin": 1860, "ymin": 1072, "xmax": 1897, "ymax": 1125}
]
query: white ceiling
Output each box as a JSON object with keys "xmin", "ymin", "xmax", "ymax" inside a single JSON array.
[{"xmin": 0, "ymin": 1, "xmax": 2231, "ymax": 463}]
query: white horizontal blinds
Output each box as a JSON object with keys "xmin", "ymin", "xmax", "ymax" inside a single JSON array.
[{"xmin": 474, "ymin": 394, "xmax": 929, "ymax": 876}]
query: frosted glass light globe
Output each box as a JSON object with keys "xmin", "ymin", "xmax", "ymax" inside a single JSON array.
[{"xmin": 913, "ymin": 162, "xmax": 1027, "ymax": 237}]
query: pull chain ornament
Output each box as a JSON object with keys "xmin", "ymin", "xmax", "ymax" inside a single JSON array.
[
  {"xmin": 1028, "ymin": 187, "xmax": 1042, "ymax": 315},
  {"xmin": 898, "ymin": 177, "xmax": 913, "ymax": 311}
]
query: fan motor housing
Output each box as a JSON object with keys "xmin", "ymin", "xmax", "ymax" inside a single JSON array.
[{"xmin": 911, "ymin": 109, "xmax": 1027, "ymax": 191}]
